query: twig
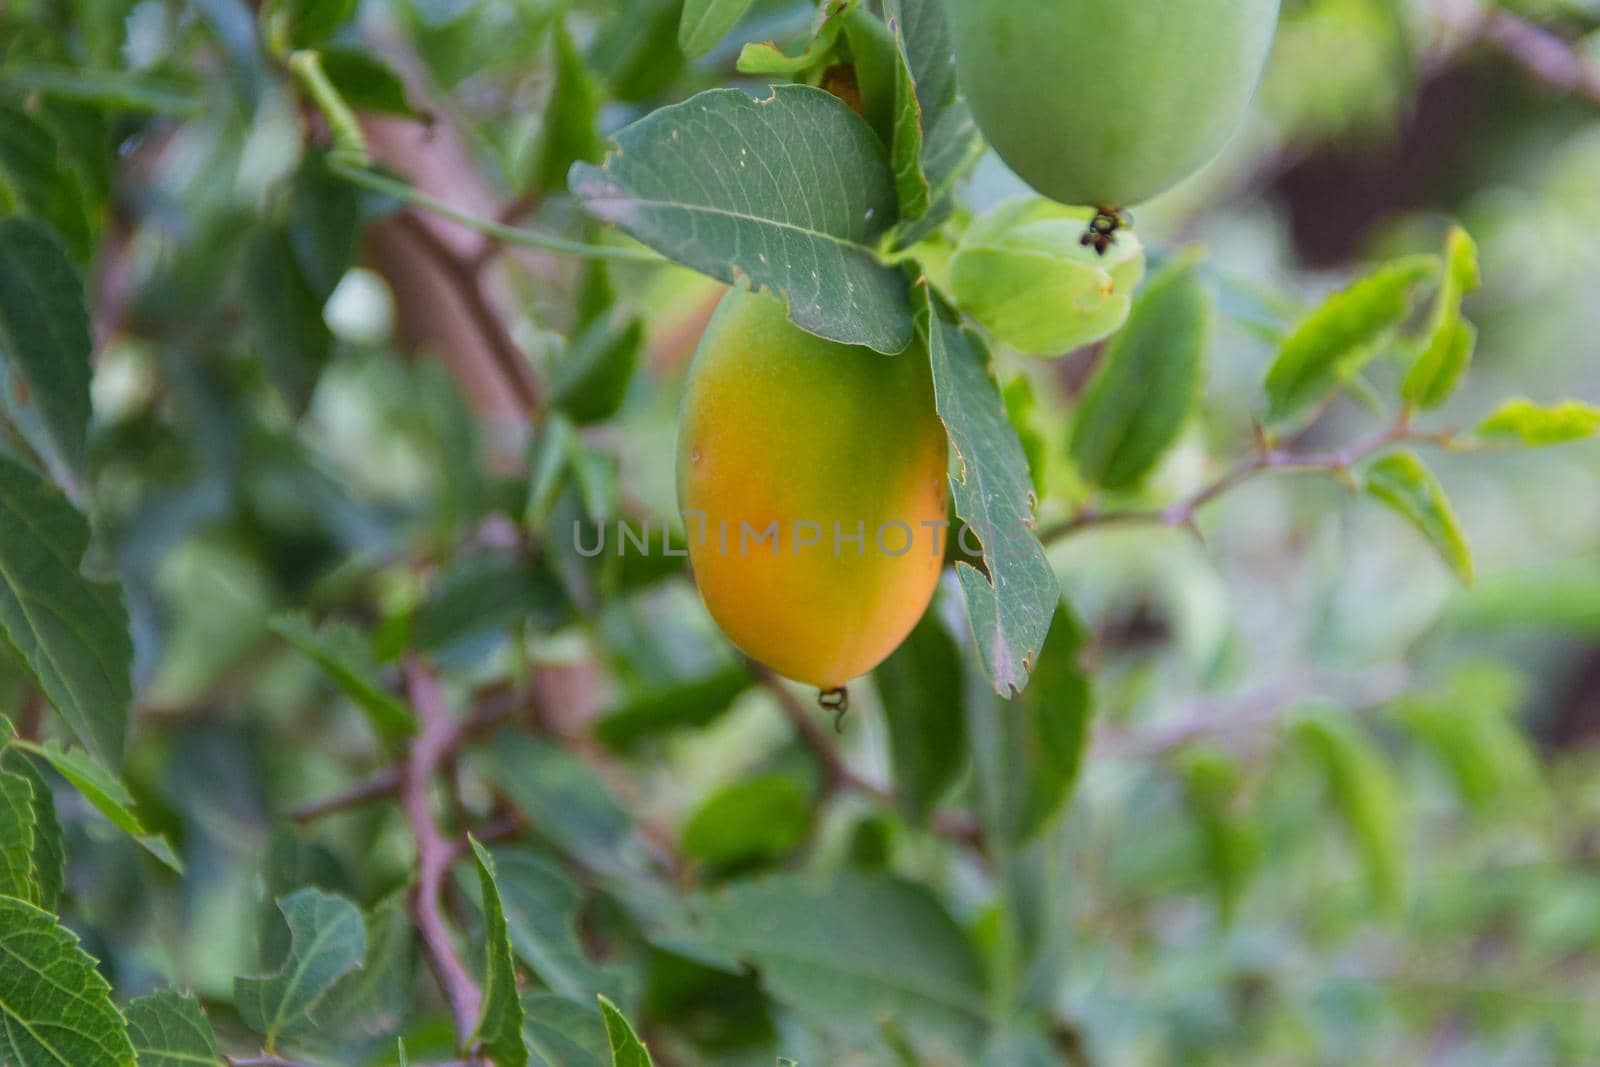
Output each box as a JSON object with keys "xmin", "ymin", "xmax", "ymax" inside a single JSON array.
[
  {"xmin": 1043, "ymin": 410, "xmax": 1439, "ymax": 544},
  {"xmin": 400, "ymin": 658, "xmax": 482, "ymax": 1049},
  {"xmin": 1428, "ymin": 0, "xmax": 1600, "ymax": 107},
  {"xmin": 393, "ymin": 210, "xmax": 541, "ymax": 416},
  {"xmin": 755, "ymin": 668, "xmax": 988, "ymax": 854},
  {"xmin": 289, "ymin": 686, "xmax": 532, "ymax": 822}
]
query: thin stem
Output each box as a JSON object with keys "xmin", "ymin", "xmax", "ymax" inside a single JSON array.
[
  {"xmin": 756, "ymin": 668, "xmax": 988, "ymax": 855},
  {"xmin": 400, "ymin": 658, "xmax": 482, "ymax": 1048},
  {"xmin": 1044, "ymin": 409, "xmax": 1445, "ymax": 545},
  {"xmin": 330, "ymin": 160, "xmax": 661, "ymax": 264}
]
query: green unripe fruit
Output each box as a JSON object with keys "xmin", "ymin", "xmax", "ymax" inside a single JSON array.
[{"xmin": 949, "ymin": 0, "xmax": 1282, "ymax": 208}]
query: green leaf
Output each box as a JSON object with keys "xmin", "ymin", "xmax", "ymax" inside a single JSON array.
[
  {"xmin": 235, "ymin": 888, "xmax": 367, "ymax": 1048},
  {"xmin": 0, "ymin": 216, "xmax": 94, "ymax": 479},
  {"xmin": 1476, "ymin": 397, "xmax": 1600, "ymax": 446},
  {"xmin": 679, "ymin": 0, "xmax": 756, "ymax": 57},
  {"xmin": 1070, "ymin": 257, "xmax": 1208, "ymax": 491},
  {"xmin": 409, "ymin": 556, "xmax": 570, "ymax": 653},
  {"xmin": 874, "ymin": 612, "xmax": 966, "ymax": 824},
  {"xmin": 0, "ymin": 766, "xmax": 37, "ymax": 901},
  {"xmin": 1262, "ymin": 255, "xmax": 1438, "ymax": 431},
  {"xmin": 949, "ymin": 199, "xmax": 1145, "ymax": 357},
  {"xmin": 534, "ymin": 20, "xmax": 605, "ymax": 193},
  {"xmin": 287, "ymin": 153, "xmax": 359, "ymax": 300},
  {"xmin": 1402, "ymin": 227, "xmax": 1480, "ymax": 409},
  {"xmin": 314, "ymin": 892, "xmax": 415, "ymax": 1042},
  {"xmin": 270, "ymin": 614, "xmax": 415, "ymax": 744},
  {"xmin": 318, "ymin": 48, "xmax": 421, "ymax": 118},
  {"xmin": 271, "ymin": 0, "xmax": 359, "ymax": 46},
  {"xmin": 1178, "ymin": 746, "xmax": 1258, "ymax": 923},
  {"xmin": 523, "ymin": 993, "xmax": 608, "ymax": 1067},
  {"xmin": 682, "ymin": 775, "xmax": 810, "ymax": 871},
  {"xmin": 493, "ymin": 850, "xmax": 621, "ymax": 1003},
  {"xmin": 882, "ymin": 0, "xmax": 982, "ymax": 246},
  {"xmin": 597, "ymin": 995, "xmax": 654, "ymax": 1067},
  {"xmin": 1362, "ymin": 450, "xmax": 1473, "ymax": 583},
  {"xmin": 737, "ymin": 2, "xmax": 852, "ymax": 74},
  {"xmin": 550, "ymin": 314, "xmax": 643, "ymax": 425},
  {"xmin": 0, "ymin": 894, "xmax": 135, "ymax": 1067},
  {"xmin": 593, "ymin": 665, "xmax": 754, "ymax": 751},
  {"xmin": 1, "ymin": 749, "xmax": 62, "ymax": 909},
  {"xmin": 15, "ymin": 738, "xmax": 180, "ymax": 871},
  {"xmin": 978, "ymin": 602, "xmax": 1093, "ymax": 845},
  {"xmin": 0, "ymin": 105, "xmax": 93, "ymax": 262},
  {"xmin": 242, "ymin": 225, "xmax": 334, "ymax": 414},
  {"xmin": 471, "ymin": 839, "xmax": 529, "ymax": 1067},
  {"xmin": 0, "ymin": 455, "xmax": 131, "ymax": 765},
  {"xmin": 917, "ymin": 284, "xmax": 1057, "ymax": 697},
  {"xmin": 1293, "ymin": 709, "xmax": 1405, "ymax": 912},
  {"xmin": 570, "ymin": 86, "xmax": 914, "ymax": 354},
  {"xmin": 1392, "ymin": 662, "xmax": 1543, "ymax": 816},
  {"xmin": 701, "ymin": 871, "xmax": 988, "ymax": 1049},
  {"xmin": 126, "ymin": 989, "xmax": 222, "ymax": 1067},
  {"xmin": 0, "ymin": 65, "xmax": 204, "ymax": 116},
  {"xmin": 483, "ymin": 735, "xmax": 632, "ymax": 868}
]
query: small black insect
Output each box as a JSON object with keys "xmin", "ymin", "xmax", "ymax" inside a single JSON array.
[{"xmin": 1080, "ymin": 206, "xmax": 1130, "ymax": 256}]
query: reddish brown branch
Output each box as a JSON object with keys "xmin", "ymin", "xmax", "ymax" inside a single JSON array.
[{"xmin": 401, "ymin": 658, "xmax": 482, "ymax": 1047}]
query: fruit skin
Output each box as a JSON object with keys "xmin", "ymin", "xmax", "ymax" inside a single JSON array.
[
  {"xmin": 677, "ymin": 289, "xmax": 949, "ymax": 689},
  {"xmin": 948, "ymin": 0, "xmax": 1282, "ymax": 208}
]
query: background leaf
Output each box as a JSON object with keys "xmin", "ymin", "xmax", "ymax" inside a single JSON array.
[
  {"xmin": 235, "ymin": 888, "xmax": 367, "ymax": 1047},
  {"xmin": 701, "ymin": 871, "xmax": 989, "ymax": 1050},
  {"xmin": 598, "ymin": 995, "xmax": 654, "ymax": 1067},
  {"xmin": 270, "ymin": 614, "xmax": 415, "ymax": 744},
  {"xmin": 681, "ymin": 775, "xmax": 810, "ymax": 872},
  {"xmin": 1070, "ymin": 258, "xmax": 1208, "ymax": 491},
  {"xmin": 679, "ymin": 0, "xmax": 756, "ymax": 58},
  {"xmin": 0, "ymin": 455, "xmax": 130, "ymax": 764},
  {"xmin": 1294, "ymin": 709, "xmax": 1406, "ymax": 912},
  {"xmin": 570, "ymin": 86, "xmax": 913, "ymax": 353},
  {"xmin": 875, "ymin": 612, "xmax": 966, "ymax": 824},
  {"xmin": 14, "ymin": 738, "xmax": 180, "ymax": 871},
  {"xmin": 0, "ymin": 216, "xmax": 94, "ymax": 480}
]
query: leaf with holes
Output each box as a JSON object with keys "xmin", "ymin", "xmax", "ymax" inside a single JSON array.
[
  {"xmin": 570, "ymin": 85, "xmax": 912, "ymax": 353},
  {"xmin": 917, "ymin": 283, "xmax": 1057, "ymax": 696}
]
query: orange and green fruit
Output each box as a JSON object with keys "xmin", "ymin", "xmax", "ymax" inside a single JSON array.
[
  {"xmin": 949, "ymin": 0, "xmax": 1282, "ymax": 208},
  {"xmin": 677, "ymin": 289, "xmax": 949, "ymax": 689}
]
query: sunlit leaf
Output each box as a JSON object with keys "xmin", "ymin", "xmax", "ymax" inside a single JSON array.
[
  {"xmin": 1362, "ymin": 450, "xmax": 1473, "ymax": 583},
  {"xmin": 1477, "ymin": 397, "xmax": 1600, "ymax": 447},
  {"xmin": 1262, "ymin": 255, "xmax": 1437, "ymax": 431},
  {"xmin": 1402, "ymin": 227, "xmax": 1480, "ymax": 409}
]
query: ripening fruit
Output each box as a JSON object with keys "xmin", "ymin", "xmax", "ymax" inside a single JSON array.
[
  {"xmin": 949, "ymin": 0, "xmax": 1282, "ymax": 209},
  {"xmin": 677, "ymin": 289, "xmax": 949, "ymax": 689}
]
